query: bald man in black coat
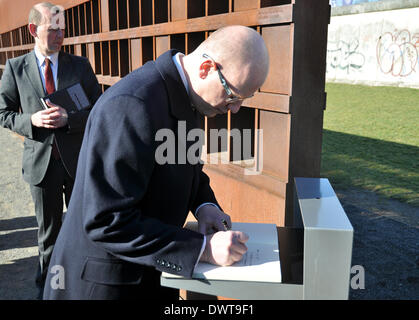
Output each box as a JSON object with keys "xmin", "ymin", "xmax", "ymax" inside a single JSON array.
[{"xmin": 44, "ymin": 25, "xmax": 269, "ymax": 300}]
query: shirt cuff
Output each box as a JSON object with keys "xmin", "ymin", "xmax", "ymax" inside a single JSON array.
[{"xmin": 194, "ymin": 235, "xmax": 206, "ymax": 271}]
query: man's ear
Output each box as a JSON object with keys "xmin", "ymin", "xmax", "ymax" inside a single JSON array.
[
  {"xmin": 199, "ymin": 59, "xmax": 216, "ymax": 79},
  {"xmin": 28, "ymin": 23, "xmax": 37, "ymax": 38}
]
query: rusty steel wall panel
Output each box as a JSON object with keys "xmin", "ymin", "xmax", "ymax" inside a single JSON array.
[
  {"xmin": 203, "ymin": 166, "xmax": 286, "ymax": 226},
  {"xmin": 171, "ymin": 0, "xmax": 186, "ymax": 21},
  {"xmin": 130, "ymin": 38, "xmax": 142, "ymax": 70},
  {"xmin": 155, "ymin": 35, "xmax": 170, "ymax": 59},
  {"xmin": 259, "ymin": 110, "xmax": 291, "ymax": 182},
  {"xmin": 0, "ymin": 0, "xmax": 88, "ymax": 33},
  {"xmin": 234, "ymin": 0, "xmax": 259, "ymax": 12},
  {"xmin": 260, "ymin": 24, "xmax": 293, "ymax": 95}
]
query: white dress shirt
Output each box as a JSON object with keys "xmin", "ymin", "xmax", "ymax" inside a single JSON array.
[{"xmin": 172, "ymin": 52, "xmax": 223, "ymax": 268}]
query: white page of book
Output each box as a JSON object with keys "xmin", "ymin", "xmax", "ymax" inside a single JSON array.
[{"xmin": 192, "ymin": 222, "xmax": 282, "ymax": 283}]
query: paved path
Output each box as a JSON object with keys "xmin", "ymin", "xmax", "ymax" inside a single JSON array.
[{"xmin": 0, "ymin": 127, "xmax": 417, "ymax": 300}]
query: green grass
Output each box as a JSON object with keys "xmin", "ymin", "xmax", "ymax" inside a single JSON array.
[{"xmin": 321, "ymin": 83, "xmax": 419, "ymax": 206}]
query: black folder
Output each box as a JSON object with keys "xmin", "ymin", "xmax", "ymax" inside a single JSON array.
[{"xmin": 40, "ymin": 82, "xmax": 90, "ymax": 113}]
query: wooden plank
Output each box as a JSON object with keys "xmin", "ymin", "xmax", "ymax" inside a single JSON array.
[
  {"xmin": 259, "ymin": 110, "xmax": 291, "ymax": 182},
  {"xmin": 155, "ymin": 35, "xmax": 170, "ymax": 59},
  {"xmin": 96, "ymin": 74, "xmax": 120, "ymax": 86},
  {"xmin": 100, "ymin": 0, "xmax": 110, "ymax": 32},
  {"xmin": 0, "ymin": 5, "xmax": 293, "ymax": 52},
  {"xmin": 0, "ymin": 0, "xmax": 88, "ymax": 34},
  {"xmin": 171, "ymin": 0, "xmax": 187, "ymax": 21},
  {"xmin": 242, "ymin": 92, "xmax": 290, "ymax": 113},
  {"xmin": 74, "ymin": 44, "xmax": 82, "ymax": 56},
  {"xmin": 2, "ymin": 5, "xmax": 292, "ymax": 51},
  {"xmin": 260, "ymin": 24, "xmax": 293, "ymax": 95},
  {"xmin": 203, "ymin": 164, "xmax": 287, "ymax": 225},
  {"xmin": 234, "ymin": 0, "xmax": 259, "ymax": 11},
  {"xmin": 0, "ymin": 44, "xmax": 33, "ymax": 53},
  {"xmin": 87, "ymin": 43, "xmax": 96, "ymax": 72},
  {"xmin": 130, "ymin": 38, "xmax": 142, "ymax": 70}
]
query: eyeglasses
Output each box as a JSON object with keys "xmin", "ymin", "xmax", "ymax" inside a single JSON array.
[{"xmin": 203, "ymin": 53, "xmax": 254, "ymax": 104}]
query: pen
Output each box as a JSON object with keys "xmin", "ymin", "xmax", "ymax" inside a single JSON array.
[{"xmin": 221, "ymin": 219, "xmax": 230, "ymax": 231}]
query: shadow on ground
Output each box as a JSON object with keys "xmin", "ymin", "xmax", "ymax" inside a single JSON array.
[
  {"xmin": 322, "ymin": 130, "xmax": 419, "ymax": 206},
  {"xmin": 337, "ymin": 190, "xmax": 419, "ymax": 300},
  {"xmin": 0, "ymin": 256, "xmax": 38, "ymax": 300}
]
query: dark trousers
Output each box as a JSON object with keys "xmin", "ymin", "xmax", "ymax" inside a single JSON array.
[{"xmin": 30, "ymin": 157, "xmax": 74, "ymax": 291}]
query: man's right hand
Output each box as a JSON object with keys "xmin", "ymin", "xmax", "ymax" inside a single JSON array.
[
  {"xmin": 31, "ymin": 104, "xmax": 68, "ymax": 129},
  {"xmin": 200, "ymin": 231, "xmax": 249, "ymax": 266}
]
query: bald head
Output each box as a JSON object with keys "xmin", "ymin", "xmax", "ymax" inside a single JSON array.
[
  {"xmin": 194, "ymin": 25, "xmax": 269, "ymax": 93},
  {"xmin": 182, "ymin": 25, "xmax": 269, "ymax": 117}
]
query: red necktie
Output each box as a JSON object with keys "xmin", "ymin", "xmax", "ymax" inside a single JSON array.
[{"xmin": 44, "ymin": 58, "xmax": 60, "ymax": 160}]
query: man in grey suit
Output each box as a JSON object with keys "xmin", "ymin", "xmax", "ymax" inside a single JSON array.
[{"xmin": 0, "ymin": 2, "xmax": 101, "ymax": 297}]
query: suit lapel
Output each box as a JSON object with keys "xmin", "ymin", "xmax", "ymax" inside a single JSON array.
[
  {"xmin": 23, "ymin": 51, "xmax": 46, "ymax": 99},
  {"xmin": 154, "ymin": 50, "xmax": 198, "ymax": 128},
  {"xmin": 57, "ymin": 52, "xmax": 74, "ymax": 90},
  {"xmin": 155, "ymin": 50, "xmax": 203, "ymax": 208}
]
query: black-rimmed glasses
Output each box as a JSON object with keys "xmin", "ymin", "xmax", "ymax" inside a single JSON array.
[{"xmin": 203, "ymin": 53, "xmax": 254, "ymax": 104}]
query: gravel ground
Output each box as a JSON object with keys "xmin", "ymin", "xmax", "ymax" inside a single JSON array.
[
  {"xmin": 0, "ymin": 126, "xmax": 417, "ymax": 300},
  {"xmin": 0, "ymin": 128, "xmax": 38, "ymax": 300}
]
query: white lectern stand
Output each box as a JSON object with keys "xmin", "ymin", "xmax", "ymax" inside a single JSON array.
[{"xmin": 161, "ymin": 177, "xmax": 354, "ymax": 300}]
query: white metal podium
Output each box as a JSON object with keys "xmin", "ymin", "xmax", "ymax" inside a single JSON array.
[{"xmin": 161, "ymin": 177, "xmax": 354, "ymax": 300}]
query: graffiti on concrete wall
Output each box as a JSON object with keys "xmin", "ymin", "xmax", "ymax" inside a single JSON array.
[
  {"xmin": 327, "ymin": 40, "xmax": 365, "ymax": 74},
  {"xmin": 327, "ymin": 7, "xmax": 419, "ymax": 87},
  {"xmin": 376, "ymin": 30, "xmax": 419, "ymax": 77}
]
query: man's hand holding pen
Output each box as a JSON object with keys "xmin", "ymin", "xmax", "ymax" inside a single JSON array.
[{"xmin": 196, "ymin": 204, "xmax": 249, "ymax": 266}]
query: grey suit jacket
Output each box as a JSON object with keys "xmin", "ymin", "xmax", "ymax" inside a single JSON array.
[{"xmin": 0, "ymin": 50, "xmax": 102, "ymax": 185}]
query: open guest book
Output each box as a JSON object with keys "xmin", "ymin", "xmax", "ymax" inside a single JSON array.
[{"xmin": 165, "ymin": 222, "xmax": 282, "ymax": 283}]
